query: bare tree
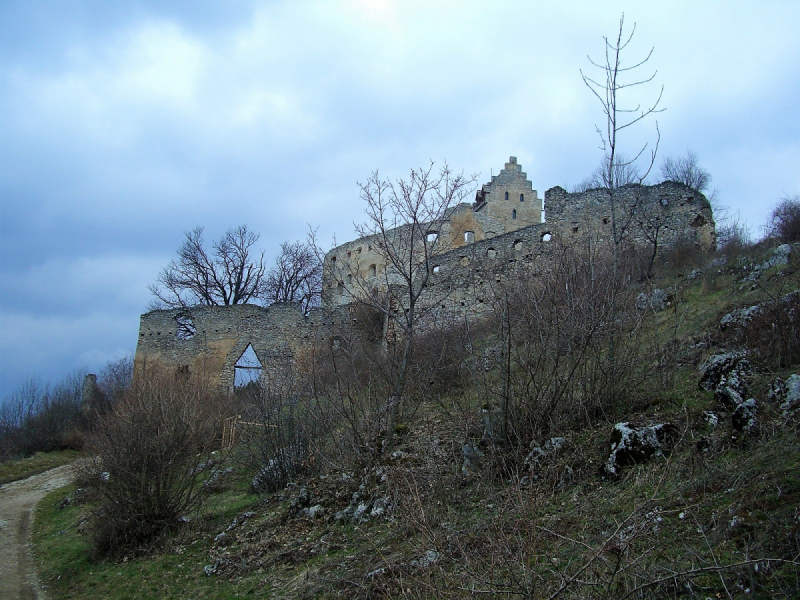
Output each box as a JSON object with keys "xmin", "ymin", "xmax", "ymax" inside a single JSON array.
[
  {"xmin": 581, "ymin": 14, "xmax": 663, "ymax": 366},
  {"xmin": 264, "ymin": 234, "xmax": 322, "ymax": 314},
  {"xmin": 149, "ymin": 225, "xmax": 267, "ymax": 309},
  {"xmin": 341, "ymin": 162, "xmax": 476, "ymax": 450},
  {"xmin": 660, "ymin": 149, "xmax": 711, "ymax": 192},
  {"xmin": 767, "ymin": 194, "xmax": 800, "ymax": 243},
  {"xmin": 581, "ymin": 13, "xmax": 664, "ymax": 248}
]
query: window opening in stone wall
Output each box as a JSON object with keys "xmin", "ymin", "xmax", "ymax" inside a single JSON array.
[
  {"xmin": 541, "ymin": 233, "xmax": 552, "ymax": 242},
  {"xmin": 514, "ymin": 240, "xmax": 523, "ymax": 251},
  {"xmin": 368, "ymin": 264, "xmax": 376, "ymax": 278},
  {"xmin": 464, "ymin": 230, "xmax": 475, "ymax": 243},
  {"xmin": 512, "ymin": 209, "xmax": 517, "ymax": 220},
  {"xmin": 426, "ymin": 231, "xmax": 438, "ymax": 243},
  {"xmin": 520, "ymin": 193, "xmax": 524, "ymax": 202},
  {"xmin": 234, "ymin": 344, "xmax": 262, "ymax": 388},
  {"xmin": 504, "ymin": 191, "xmax": 509, "ymax": 201},
  {"xmin": 487, "ymin": 247, "xmax": 497, "ymax": 258},
  {"xmin": 175, "ymin": 314, "xmax": 196, "ymax": 340},
  {"xmin": 433, "ymin": 265, "xmax": 441, "ymax": 274},
  {"xmin": 346, "ymin": 273, "xmax": 353, "ymax": 285}
]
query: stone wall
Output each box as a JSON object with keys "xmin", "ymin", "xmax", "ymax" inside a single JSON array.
[
  {"xmin": 133, "ymin": 303, "xmax": 349, "ymax": 392},
  {"xmin": 134, "ymin": 158, "xmax": 715, "ymax": 391}
]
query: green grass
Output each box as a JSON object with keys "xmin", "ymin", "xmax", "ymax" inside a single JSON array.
[
  {"xmin": 33, "ymin": 481, "xmax": 265, "ymax": 600},
  {"xmin": 0, "ymin": 450, "xmax": 80, "ymax": 485}
]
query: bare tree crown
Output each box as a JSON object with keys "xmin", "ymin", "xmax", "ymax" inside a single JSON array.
[{"xmin": 149, "ymin": 225, "xmax": 267, "ymax": 309}]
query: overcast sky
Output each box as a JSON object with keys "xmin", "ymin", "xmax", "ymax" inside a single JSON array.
[{"xmin": 1, "ymin": 0, "xmax": 798, "ymax": 398}]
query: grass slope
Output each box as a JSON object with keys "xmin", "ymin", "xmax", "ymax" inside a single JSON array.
[{"xmin": 33, "ymin": 244, "xmax": 800, "ymax": 598}]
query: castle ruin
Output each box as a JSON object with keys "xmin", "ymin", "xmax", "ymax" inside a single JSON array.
[{"xmin": 134, "ymin": 157, "xmax": 715, "ymax": 392}]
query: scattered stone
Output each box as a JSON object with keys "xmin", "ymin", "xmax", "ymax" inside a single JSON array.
[
  {"xmin": 333, "ymin": 491, "xmax": 393, "ymax": 524},
  {"xmin": 702, "ymin": 411, "xmax": 719, "ymax": 427},
  {"xmin": 757, "ymin": 244, "xmax": 791, "ymax": 270},
  {"xmin": 732, "ymin": 398, "xmax": 757, "ymax": 432},
  {"xmin": 708, "ymin": 255, "xmax": 727, "ymax": 269},
  {"xmin": 605, "ymin": 422, "xmax": 676, "ymax": 476},
  {"xmin": 524, "ymin": 437, "xmax": 566, "ymax": 469},
  {"xmin": 720, "ymin": 305, "xmax": 762, "ymax": 330},
  {"xmin": 636, "ymin": 288, "xmax": 671, "ymax": 311},
  {"xmin": 203, "ymin": 466, "xmax": 233, "ymax": 489},
  {"xmin": 410, "ymin": 550, "xmax": 441, "ymax": 569},
  {"xmin": 687, "ymin": 268, "xmax": 703, "ymax": 281}
]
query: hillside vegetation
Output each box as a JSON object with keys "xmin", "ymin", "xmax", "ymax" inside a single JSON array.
[{"xmin": 34, "ymin": 237, "xmax": 800, "ymax": 599}]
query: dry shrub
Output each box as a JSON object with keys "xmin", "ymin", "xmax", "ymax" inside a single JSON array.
[
  {"xmin": 493, "ymin": 241, "xmax": 654, "ymax": 445},
  {"xmin": 304, "ymin": 318, "xmax": 393, "ymax": 467},
  {"xmin": 80, "ymin": 366, "xmax": 226, "ymax": 557},
  {"xmin": 233, "ymin": 370, "xmax": 317, "ymax": 493},
  {"xmin": 767, "ymin": 195, "xmax": 800, "ymax": 243},
  {"xmin": 740, "ymin": 290, "xmax": 800, "ymax": 368}
]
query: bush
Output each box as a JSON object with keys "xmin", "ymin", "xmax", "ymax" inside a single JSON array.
[
  {"xmin": 80, "ymin": 368, "xmax": 225, "ymax": 556},
  {"xmin": 233, "ymin": 373, "xmax": 313, "ymax": 493},
  {"xmin": 767, "ymin": 195, "xmax": 800, "ymax": 243}
]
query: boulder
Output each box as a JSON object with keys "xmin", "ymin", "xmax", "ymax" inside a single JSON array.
[
  {"xmin": 699, "ymin": 352, "xmax": 752, "ymax": 407},
  {"xmin": 708, "ymin": 256, "xmax": 728, "ymax": 269},
  {"xmin": 776, "ymin": 374, "xmax": 800, "ymax": 418},
  {"xmin": 636, "ymin": 288, "xmax": 671, "ymax": 311},
  {"xmin": 732, "ymin": 398, "xmax": 757, "ymax": 431},
  {"xmin": 605, "ymin": 422, "xmax": 676, "ymax": 476}
]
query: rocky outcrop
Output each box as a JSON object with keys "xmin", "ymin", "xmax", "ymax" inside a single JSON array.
[
  {"xmin": 605, "ymin": 422, "xmax": 676, "ymax": 476},
  {"xmin": 699, "ymin": 352, "xmax": 752, "ymax": 408}
]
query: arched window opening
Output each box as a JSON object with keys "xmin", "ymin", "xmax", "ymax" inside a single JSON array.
[
  {"xmin": 504, "ymin": 191, "xmax": 509, "ymax": 201},
  {"xmin": 512, "ymin": 209, "xmax": 517, "ymax": 220},
  {"xmin": 487, "ymin": 247, "xmax": 497, "ymax": 258},
  {"xmin": 520, "ymin": 193, "xmax": 524, "ymax": 202},
  {"xmin": 541, "ymin": 232, "xmax": 552, "ymax": 242},
  {"xmin": 234, "ymin": 344, "xmax": 262, "ymax": 388},
  {"xmin": 464, "ymin": 230, "xmax": 475, "ymax": 243}
]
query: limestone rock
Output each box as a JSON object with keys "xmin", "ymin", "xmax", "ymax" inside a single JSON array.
[
  {"xmin": 636, "ymin": 288, "xmax": 670, "ymax": 311},
  {"xmin": 605, "ymin": 422, "xmax": 676, "ymax": 476},
  {"xmin": 524, "ymin": 437, "xmax": 566, "ymax": 469},
  {"xmin": 699, "ymin": 352, "xmax": 752, "ymax": 407},
  {"xmin": 732, "ymin": 398, "xmax": 757, "ymax": 431}
]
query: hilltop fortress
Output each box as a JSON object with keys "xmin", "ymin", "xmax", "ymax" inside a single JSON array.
[{"xmin": 134, "ymin": 157, "xmax": 715, "ymax": 392}]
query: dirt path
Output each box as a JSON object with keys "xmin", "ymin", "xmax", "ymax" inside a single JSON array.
[{"xmin": 0, "ymin": 465, "xmax": 75, "ymax": 600}]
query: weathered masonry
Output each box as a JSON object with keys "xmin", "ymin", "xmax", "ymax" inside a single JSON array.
[
  {"xmin": 134, "ymin": 156, "xmax": 715, "ymax": 391},
  {"xmin": 134, "ymin": 303, "xmax": 347, "ymax": 393}
]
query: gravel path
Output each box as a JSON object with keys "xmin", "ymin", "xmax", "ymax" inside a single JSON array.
[{"xmin": 0, "ymin": 465, "xmax": 75, "ymax": 600}]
